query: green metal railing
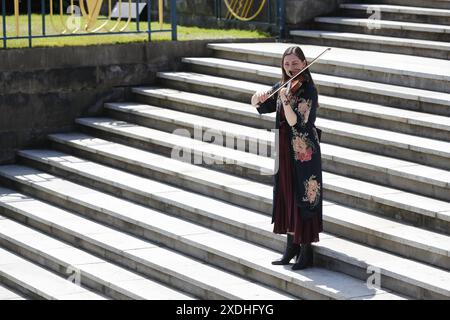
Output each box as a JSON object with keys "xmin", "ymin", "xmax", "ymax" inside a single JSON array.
[{"xmin": 1, "ymin": 0, "xmax": 177, "ymax": 48}]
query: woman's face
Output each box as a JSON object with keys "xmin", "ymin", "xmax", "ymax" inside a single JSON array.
[{"xmin": 283, "ymin": 54, "xmax": 306, "ymax": 77}]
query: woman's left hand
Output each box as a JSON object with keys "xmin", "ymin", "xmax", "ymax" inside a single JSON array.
[{"xmin": 279, "ymin": 88, "xmax": 290, "ymax": 105}]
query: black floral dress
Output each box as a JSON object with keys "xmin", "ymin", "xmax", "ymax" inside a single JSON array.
[{"xmin": 256, "ymin": 76, "xmax": 323, "ymax": 244}]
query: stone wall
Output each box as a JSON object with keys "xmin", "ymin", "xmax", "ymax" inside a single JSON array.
[
  {"xmin": 0, "ymin": 37, "xmax": 275, "ymax": 165},
  {"xmin": 286, "ymin": 0, "xmax": 351, "ymax": 27}
]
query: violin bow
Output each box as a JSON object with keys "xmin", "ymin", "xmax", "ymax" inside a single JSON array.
[{"xmin": 263, "ymin": 47, "xmax": 331, "ymax": 102}]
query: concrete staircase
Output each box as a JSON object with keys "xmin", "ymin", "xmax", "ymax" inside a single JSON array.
[
  {"xmin": 1, "ymin": 2, "xmax": 450, "ymax": 300},
  {"xmin": 291, "ymin": 1, "xmax": 450, "ymax": 59}
]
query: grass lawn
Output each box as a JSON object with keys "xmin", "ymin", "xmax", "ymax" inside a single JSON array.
[{"xmin": 0, "ymin": 14, "xmax": 271, "ymax": 48}]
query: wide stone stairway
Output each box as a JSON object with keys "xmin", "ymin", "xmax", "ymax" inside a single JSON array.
[{"xmin": 1, "ymin": 1, "xmax": 450, "ymax": 300}]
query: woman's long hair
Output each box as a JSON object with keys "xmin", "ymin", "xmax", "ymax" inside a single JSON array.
[{"xmin": 280, "ymin": 46, "xmax": 318, "ymax": 107}]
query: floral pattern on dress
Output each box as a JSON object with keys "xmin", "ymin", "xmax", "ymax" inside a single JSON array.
[
  {"xmin": 292, "ymin": 98, "xmax": 312, "ymax": 127},
  {"xmin": 291, "ymin": 131, "xmax": 315, "ymax": 162},
  {"xmin": 302, "ymin": 175, "xmax": 321, "ymax": 207}
]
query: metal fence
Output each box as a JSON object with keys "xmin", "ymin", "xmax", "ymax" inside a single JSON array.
[{"xmin": 1, "ymin": 0, "xmax": 177, "ymax": 48}]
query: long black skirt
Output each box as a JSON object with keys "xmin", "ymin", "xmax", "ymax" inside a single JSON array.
[{"xmin": 272, "ymin": 107, "xmax": 323, "ymax": 245}]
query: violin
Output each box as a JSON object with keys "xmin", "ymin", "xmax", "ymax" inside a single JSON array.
[
  {"xmin": 285, "ymin": 74, "xmax": 305, "ymax": 96},
  {"xmin": 260, "ymin": 47, "xmax": 331, "ymax": 104}
]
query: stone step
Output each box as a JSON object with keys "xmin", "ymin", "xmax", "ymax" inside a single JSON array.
[
  {"xmin": 132, "ymin": 87, "xmax": 274, "ymax": 129},
  {"xmin": 0, "ymin": 246, "xmax": 106, "ymax": 300},
  {"xmin": 101, "ymin": 102, "xmax": 450, "ymax": 202},
  {"xmin": 2, "ymin": 163, "xmax": 449, "ymax": 299},
  {"xmin": 205, "ymin": 43, "xmax": 450, "ymax": 94},
  {"xmin": 134, "ymin": 87, "xmax": 450, "ymax": 143},
  {"xmin": 360, "ymin": 0, "xmax": 450, "ymax": 10},
  {"xmin": 314, "ymin": 17, "xmax": 450, "ymax": 42},
  {"xmin": 103, "ymin": 102, "xmax": 276, "ymax": 157},
  {"xmin": 0, "ymin": 283, "xmax": 26, "ymax": 300},
  {"xmin": 0, "ymin": 184, "xmax": 298, "ymax": 301},
  {"xmin": 15, "ymin": 149, "xmax": 450, "ymax": 274},
  {"xmin": 317, "ymin": 117, "xmax": 450, "ymax": 172},
  {"xmin": 74, "ymin": 117, "xmax": 275, "ymax": 183},
  {"xmin": 46, "ymin": 132, "xmax": 450, "ymax": 235},
  {"xmin": 338, "ymin": 4, "xmax": 450, "ymax": 25},
  {"xmin": 289, "ymin": 30, "xmax": 450, "ymax": 60},
  {"xmin": 0, "ymin": 165, "xmax": 394, "ymax": 300},
  {"xmin": 158, "ymin": 68, "xmax": 450, "ymax": 119},
  {"xmin": 313, "ymin": 236, "xmax": 448, "ymax": 299},
  {"xmin": 0, "ymin": 204, "xmax": 195, "ymax": 300},
  {"xmin": 139, "ymin": 79, "xmax": 450, "ymax": 172},
  {"xmin": 73, "ymin": 116, "xmax": 450, "ymax": 200}
]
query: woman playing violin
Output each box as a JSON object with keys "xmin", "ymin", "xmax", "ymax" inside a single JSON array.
[{"xmin": 251, "ymin": 46, "xmax": 323, "ymax": 270}]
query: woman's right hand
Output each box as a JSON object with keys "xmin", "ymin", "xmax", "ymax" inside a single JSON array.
[{"xmin": 251, "ymin": 90, "xmax": 270, "ymax": 107}]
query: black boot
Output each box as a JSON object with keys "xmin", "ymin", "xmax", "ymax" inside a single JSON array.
[
  {"xmin": 272, "ymin": 234, "xmax": 300, "ymax": 265},
  {"xmin": 292, "ymin": 243, "xmax": 313, "ymax": 270}
]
